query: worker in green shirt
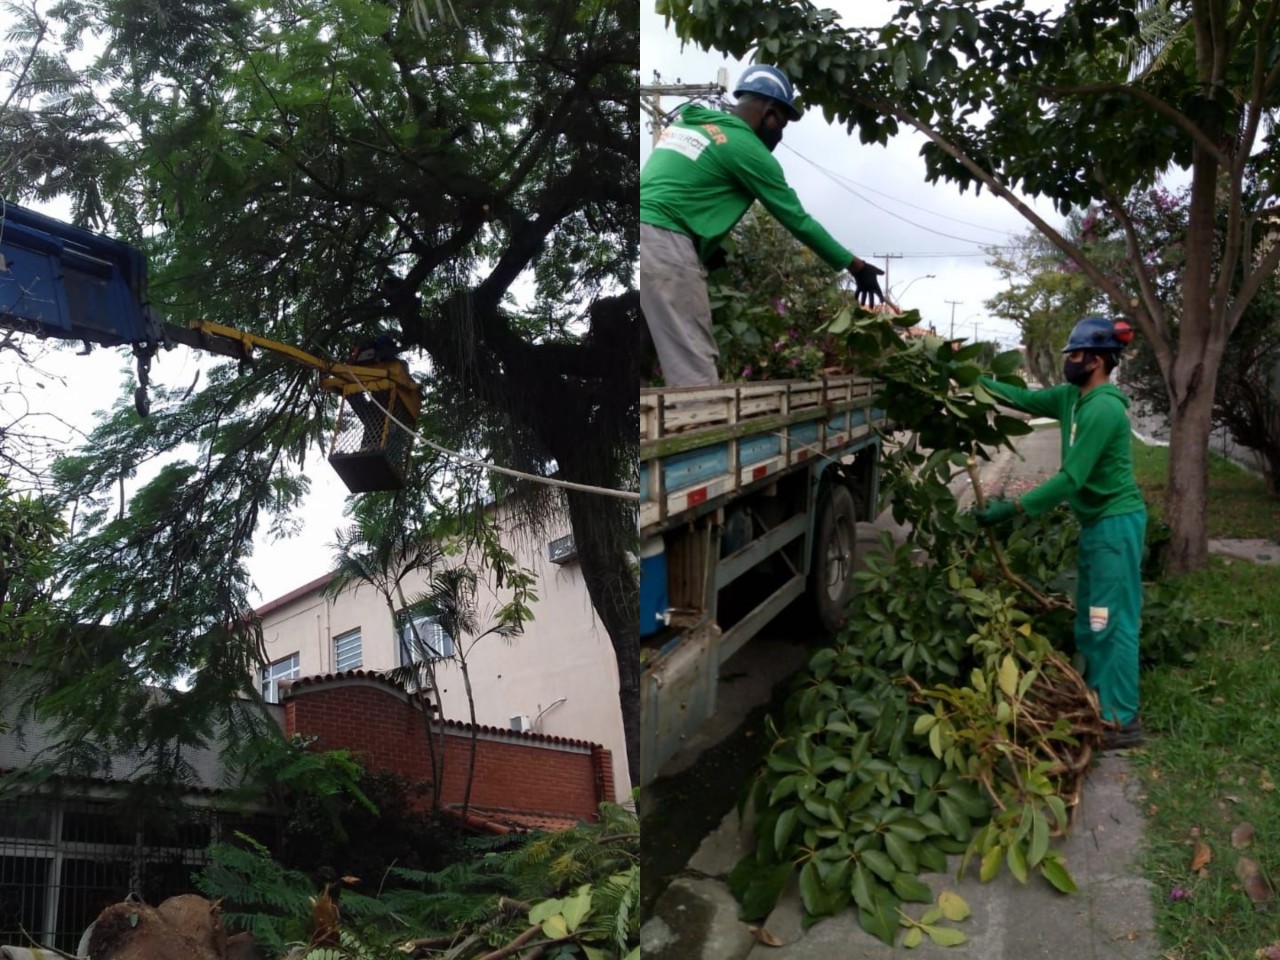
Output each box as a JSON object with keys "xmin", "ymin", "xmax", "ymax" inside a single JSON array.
[
  {"xmin": 640, "ymin": 65, "xmax": 885, "ymax": 387},
  {"xmin": 972, "ymin": 317, "xmax": 1147, "ymax": 749}
]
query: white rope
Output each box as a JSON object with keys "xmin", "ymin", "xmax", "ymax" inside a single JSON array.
[{"xmin": 341, "ymin": 368, "xmax": 640, "ymax": 501}]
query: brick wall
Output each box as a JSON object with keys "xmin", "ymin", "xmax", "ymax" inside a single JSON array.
[{"xmin": 281, "ymin": 675, "xmax": 609, "ymax": 820}]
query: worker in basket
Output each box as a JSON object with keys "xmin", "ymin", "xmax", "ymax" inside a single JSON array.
[
  {"xmin": 639, "ymin": 64, "xmax": 885, "ymax": 387},
  {"xmin": 971, "ymin": 316, "xmax": 1147, "ymax": 750}
]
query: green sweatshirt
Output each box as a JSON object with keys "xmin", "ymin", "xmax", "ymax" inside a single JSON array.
[
  {"xmin": 640, "ymin": 104, "xmax": 853, "ymax": 269},
  {"xmin": 980, "ymin": 377, "xmax": 1146, "ymax": 525}
]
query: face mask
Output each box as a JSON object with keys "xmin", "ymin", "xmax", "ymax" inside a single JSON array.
[
  {"xmin": 758, "ymin": 117, "xmax": 783, "ymax": 152},
  {"xmin": 1063, "ymin": 357, "xmax": 1095, "ymax": 386}
]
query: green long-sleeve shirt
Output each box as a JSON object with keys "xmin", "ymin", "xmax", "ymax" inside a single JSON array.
[
  {"xmin": 981, "ymin": 377, "xmax": 1146, "ymax": 525},
  {"xmin": 640, "ymin": 104, "xmax": 854, "ymax": 269}
]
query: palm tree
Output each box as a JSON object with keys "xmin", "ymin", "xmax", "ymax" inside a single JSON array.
[
  {"xmin": 327, "ymin": 497, "xmax": 449, "ymax": 809},
  {"xmin": 401, "ymin": 566, "xmax": 524, "ymax": 820}
]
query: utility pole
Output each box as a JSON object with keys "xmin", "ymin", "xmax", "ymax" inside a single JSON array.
[
  {"xmin": 872, "ymin": 252, "xmax": 903, "ymax": 295},
  {"xmin": 640, "ymin": 69, "xmax": 730, "ymax": 147},
  {"xmin": 945, "ymin": 300, "xmax": 963, "ymax": 339}
]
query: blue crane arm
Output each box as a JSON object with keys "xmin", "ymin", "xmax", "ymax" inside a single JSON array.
[{"xmin": 0, "ymin": 199, "xmax": 165, "ymax": 348}]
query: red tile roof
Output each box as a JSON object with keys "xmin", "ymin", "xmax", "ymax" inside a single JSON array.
[
  {"xmin": 279, "ymin": 670, "xmax": 602, "ymax": 749},
  {"xmin": 443, "ymin": 805, "xmax": 583, "ymax": 834}
]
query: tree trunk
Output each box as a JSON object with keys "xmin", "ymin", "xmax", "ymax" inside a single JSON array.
[
  {"xmin": 460, "ymin": 657, "xmax": 479, "ymax": 820},
  {"xmin": 561, "ymin": 483, "xmax": 639, "ymax": 788},
  {"xmin": 1160, "ymin": 140, "xmax": 1227, "ymax": 575},
  {"xmin": 1163, "ymin": 379, "xmax": 1214, "ymax": 572}
]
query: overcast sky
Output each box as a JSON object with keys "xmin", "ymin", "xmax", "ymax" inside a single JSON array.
[{"xmin": 641, "ymin": 0, "xmax": 1070, "ymax": 345}]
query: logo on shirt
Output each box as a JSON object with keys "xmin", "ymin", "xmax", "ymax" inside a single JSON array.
[{"xmin": 655, "ymin": 126, "xmax": 710, "ymax": 163}]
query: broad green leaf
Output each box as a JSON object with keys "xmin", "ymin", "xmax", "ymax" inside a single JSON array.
[
  {"xmin": 903, "ymin": 925, "xmax": 923, "ymax": 948},
  {"xmin": 893, "ymin": 871, "xmax": 934, "ymax": 903},
  {"xmin": 1041, "ymin": 857, "xmax": 1078, "ymax": 894},
  {"xmin": 938, "ymin": 889, "xmax": 971, "ymax": 921},
  {"xmin": 929, "ymin": 723, "xmax": 943, "ymax": 759},
  {"xmin": 979, "ymin": 844, "xmax": 1002, "ymax": 882},
  {"xmin": 921, "ymin": 905, "xmax": 944, "ymax": 925},
  {"xmin": 885, "ymin": 831, "xmax": 918, "ymax": 874},
  {"xmin": 582, "ymin": 946, "xmax": 608, "ymax": 960},
  {"xmin": 737, "ymin": 861, "xmax": 794, "ymax": 921},
  {"xmin": 561, "ymin": 886, "xmax": 592, "ymax": 932},
  {"xmin": 913, "ymin": 713, "xmax": 936, "ymax": 735},
  {"xmin": 892, "ymin": 49, "xmax": 909, "ymax": 89},
  {"xmin": 925, "ymin": 924, "xmax": 968, "ymax": 946},
  {"xmin": 1045, "ymin": 795, "xmax": 1069, "ymax": 831},
  {"xmin": 850, "ymin": 863, "xmax": 875, "ymax": 912},
  {"xmin": 541, "ymin": 914, "xmax": 569, "ymax": 940},
  {"xmin": 862, "ymin": 849, "xmax": 898, "ymax": 883},
  {"xmin": 1029, "ymin": 810, "xmax": 1050, "ymax": 867},
  {"xmin": 799, "ymin": 860, "xmax": 833, "ymax": 917},
  {"xmin": 1006, "ymin": 842, "xmax": 1028, "ymax": 884},
  {"xmin": 528, "ymin": 899, "xmax": 562, "ymax": 925},
  {"xmin": 997, "ymin": 654, "xmax": 1018, "ymax": 698}
]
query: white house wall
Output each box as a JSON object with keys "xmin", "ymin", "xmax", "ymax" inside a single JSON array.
[{"xmin": 256, "ymin": 508, "xmax": 631, "ymax": 798}]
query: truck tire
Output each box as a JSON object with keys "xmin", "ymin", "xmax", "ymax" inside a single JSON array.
[{"xmin": 812, "ymin": 484, "xmax": 858, "ymax": 634}]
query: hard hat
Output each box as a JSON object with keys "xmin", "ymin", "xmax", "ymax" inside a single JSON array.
[
  {"xmin": 1062, "ymin": 316, "xmax": 1134, "ymax": 353},
  {"xmin": 733, "ymin": 65, "xmax": 802, "ymax": 121}
]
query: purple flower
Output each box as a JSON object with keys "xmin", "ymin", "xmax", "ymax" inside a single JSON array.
[
  {"xmin": 1170, "ymin": 887, "xmax": 1190, "ymax": 901},
  {"xmin": 741, "ymin": 366, "xmax": 753, "ymax": 378},
  {"xmin": 789, "ymin": 357, "xmax": 800, "ymax": 367}
]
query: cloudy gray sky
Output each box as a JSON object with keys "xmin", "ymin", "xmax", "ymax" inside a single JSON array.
[{"xmin": 641, "ymin": 0, "xmax": 1069, "ymax": 345}]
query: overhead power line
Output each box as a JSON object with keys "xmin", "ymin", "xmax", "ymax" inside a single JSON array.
[{"xmin": 781, "ymin": 144, "xmax": 1019, "ymax": 249}]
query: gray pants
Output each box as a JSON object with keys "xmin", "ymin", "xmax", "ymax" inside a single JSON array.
[{"xmin": 640, "ymin": 223, "xmax": 719, "ymax": 387}]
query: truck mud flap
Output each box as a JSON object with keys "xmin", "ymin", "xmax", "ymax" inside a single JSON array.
[{"xmin": 640, "ymin": 622, "xmax": 721, "ymax": 785}]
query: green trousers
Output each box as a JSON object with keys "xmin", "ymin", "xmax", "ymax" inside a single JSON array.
[{"xmin": 1075, "ymin": 509, "xmax": 1146, "ymax": 726}]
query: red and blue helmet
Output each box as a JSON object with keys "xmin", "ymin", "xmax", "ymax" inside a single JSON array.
[{"xmin": 1062, "ymin": 316, "xmax": 1135, "ymax": 353}]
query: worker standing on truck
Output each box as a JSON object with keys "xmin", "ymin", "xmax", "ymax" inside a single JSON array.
[
  {"xmin": 971, "ymin": 317, "xmax": 1146, "ymax": 750},
  {"xmin": 639, "ymin": 65, "xmax": 885, "ymax": 387}
]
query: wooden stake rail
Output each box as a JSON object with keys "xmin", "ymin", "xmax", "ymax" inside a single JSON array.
[{"xmin": 640, "ymin": 376, "xmax": 884, "ymax": 536}]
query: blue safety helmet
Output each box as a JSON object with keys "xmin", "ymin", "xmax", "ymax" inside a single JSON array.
[
  {"xmin": 1062, "ymin": 316, "xmax": 1134, "ymax": 353},
  {"xmin": 733, "ymin": 65, "xmax": 802, "ymax": 121}
]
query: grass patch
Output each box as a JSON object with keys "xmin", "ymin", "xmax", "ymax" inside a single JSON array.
[
  {"xmin": 1136, "ymin": 559, "xmax": 1280, "ymax": 959},
  {"xmin": 1131, "ymin": 438, "xmax": 1280, "ymax": 540}
]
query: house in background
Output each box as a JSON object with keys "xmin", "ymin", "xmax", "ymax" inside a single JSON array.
[{"xmin": 253, "ymin": 507, "xmax": 631, "ymax": 800}]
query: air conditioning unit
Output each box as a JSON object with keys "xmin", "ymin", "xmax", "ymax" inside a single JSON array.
[
  {"xmin": 510, "ymin": 714, "xmax": 534, "ymax": 732},
  {"xmin": 548, "ymin": 533, "xmax": 578, "ymax": 565}
]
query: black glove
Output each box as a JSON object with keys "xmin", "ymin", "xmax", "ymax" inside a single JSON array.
[
  {"xmin": 971, "ymin": 499, "xmax": 1020, "ymax": 527},
  {"xmin": 705, "ymin": 247, "xmax": 729, "ymax": 273},
  {"xmin": 849, "ymin": 260, "xmax": 885, "ymax": 307}
]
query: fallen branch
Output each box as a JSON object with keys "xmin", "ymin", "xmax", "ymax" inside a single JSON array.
[{"xmin": 967, "ymin": 458, "xmax": 1071, "ymax": 613}]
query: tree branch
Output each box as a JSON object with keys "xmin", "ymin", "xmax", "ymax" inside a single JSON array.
[{"xmin": 853, "ymin": 94, "xmax": 1136, "ymax": 322}]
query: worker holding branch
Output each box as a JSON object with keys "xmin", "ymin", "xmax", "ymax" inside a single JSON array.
[
  {"xmin": 971, "ymin": 317, "xmax": 1147, "ymax": 750},
  {"xmin": 640, "ymin": 65, "xmax": 885, "ymax": 387}
]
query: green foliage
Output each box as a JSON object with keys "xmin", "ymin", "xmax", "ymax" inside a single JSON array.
[
  {"xmin": 0, "ymin": 479, "xmax": 65, "ymax": 655},
  {"xmin": 702, "ymin": 209, "xmax": 859, "ymax": 382},
  {"xmin": 194, "ymin": 833, "xmax": 316, "ymax": 953},
  {"xmin": 195, "ymin": 803, "xmax": 639, "ymax": 958},
  {"xmin": 1, "ymin": 0, "xmax": 641, "ymax": 782}
]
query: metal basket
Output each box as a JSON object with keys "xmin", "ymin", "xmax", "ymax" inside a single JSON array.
[{"xmin": 328, "ymin": 385, "xmax": 417, "ymax": 493}]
